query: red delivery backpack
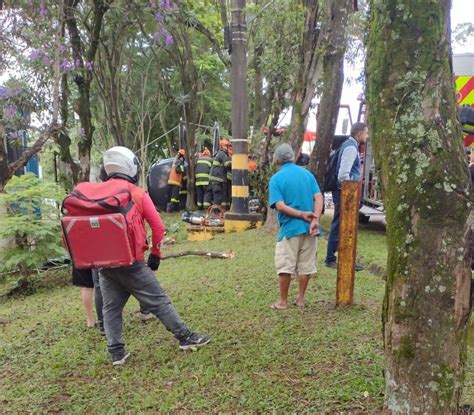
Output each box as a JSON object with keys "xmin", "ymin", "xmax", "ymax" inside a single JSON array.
[{"xmin": 61, "ymin": 179, "xmax": 146, "ymax": 269}]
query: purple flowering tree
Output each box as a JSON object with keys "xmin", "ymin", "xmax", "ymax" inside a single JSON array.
[{"xmin": 0, "ymin": 3, "xmax": 63, "ymax": 191}]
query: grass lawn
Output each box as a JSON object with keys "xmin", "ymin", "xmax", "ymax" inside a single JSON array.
[{"xmin": 0, "ymin": 214, "xmax": 472, "ymax": 413}]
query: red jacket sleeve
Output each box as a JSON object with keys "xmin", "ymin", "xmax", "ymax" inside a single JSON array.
[{"xmin": 142, "ymin": 192, "xmax": 165, "ymax": 256}]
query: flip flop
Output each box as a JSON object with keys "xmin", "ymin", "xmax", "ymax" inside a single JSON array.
[
  {"xmin": 293, "ymin": 301, "xmax": 305, "ymax": 308},
  {"xmin": 270, "ymin": 303, "xmax": 288, "ymax": 310}
]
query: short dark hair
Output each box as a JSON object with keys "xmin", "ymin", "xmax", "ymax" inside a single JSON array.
[{"xmin": 351, "ymin": 122, "xmax": 367, "ymax": 137}]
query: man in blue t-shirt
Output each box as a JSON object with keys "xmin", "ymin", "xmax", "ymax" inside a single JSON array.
[{"xmin": 268, "ymin": 143, "xmax": 323, "ymax": 309}]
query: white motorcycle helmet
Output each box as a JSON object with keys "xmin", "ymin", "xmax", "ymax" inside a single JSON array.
[{"xmin": 103, "ymin": 146, "xmax": 141, "ymax": 183}]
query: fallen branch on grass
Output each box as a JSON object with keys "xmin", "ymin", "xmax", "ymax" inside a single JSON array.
[{"xmin": 161, "ymin": 250, "xmax": 234, "ymax": 260}]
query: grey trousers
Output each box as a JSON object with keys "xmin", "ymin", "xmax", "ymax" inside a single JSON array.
[
  {"xmin": 99, "ymin": 261, "xmax": 191, "ymax": 355},
  {"xmin": 91, "ymin": 270, "xmax": 104, "ymax": 329}
]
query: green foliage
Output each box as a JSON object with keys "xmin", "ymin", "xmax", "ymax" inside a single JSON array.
[
  {"xmin": 0, "ymin": 174, "xmax": 66, "ymax": 274},
  {"xmin": 453, "ymin": 22, "xmax": 474, "ymax": 48}
]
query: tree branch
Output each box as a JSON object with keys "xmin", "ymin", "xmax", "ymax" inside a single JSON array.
[{"xmin": 161, "ymin": 250, "xmax": 235, "ymax": 260}]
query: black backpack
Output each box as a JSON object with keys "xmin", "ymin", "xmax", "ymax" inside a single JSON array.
[{"xmin": 323, "ymin": 143, "xmax": 346, "ymax": 192}]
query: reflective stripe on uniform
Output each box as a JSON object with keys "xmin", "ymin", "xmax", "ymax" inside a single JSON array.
[
  {"xmin": 197, "ymin": 160, "xmax": 212, "ymax": 167},
  {"xmin": 196, "ymin": 173, "xmax": 209, "ymax": 178},
  {"xmin": 213, "ymin": 161, "xmax": 223, "ymax": 166},
  {"xmin": 209, "ymin": 175, "xmax": 224, "ymax": 183}
]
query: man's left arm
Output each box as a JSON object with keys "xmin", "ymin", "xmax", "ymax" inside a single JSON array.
[
  {"xmin": 142, "ymin": 192, "xmax": 165, "ymax": 257},
  {"xmin": 309, "ymin": 173, "xmax": 323, "ymax": 235},
  {"xmin": 310, "ymin": 192, "xmax": 324, "ymax": 236}
]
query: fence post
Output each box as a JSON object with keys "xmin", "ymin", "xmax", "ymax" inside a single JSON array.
[{"xmin": 336, "ymin": 180, "xmax": 359, "ymax": 306}]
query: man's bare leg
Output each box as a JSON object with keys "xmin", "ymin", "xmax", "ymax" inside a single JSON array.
[
  {"xmin": 81, "ymin": 287, "xmax": 95, "ymax": 327},
  {"xmin": 271, "ymin": 273, "xmax": 291, "ymax": 309},
  {"xmin": 295, "ymin": 274, "xmax": 310, "ymax": 307}
]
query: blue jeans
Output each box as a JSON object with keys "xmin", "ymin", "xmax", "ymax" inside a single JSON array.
[
  {"xmin": 325, "ymin": 189, "xmax": 341, "ymax": 263},
  {"xmin": 99, "ymin": 262, "xmax": 191, "ymax": 356}
]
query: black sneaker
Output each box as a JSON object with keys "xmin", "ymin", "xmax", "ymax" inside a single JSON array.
[
  {"xmin": 179, "ymin": 332, "xmax": 211, "ymax": 351},
  {"xmin": 112, "ymin": 351, "xmax": 130, "ymax": 366},
  {"xmin": 96, "ymin": 321, "xmax": 105, "ymax": 336},
  {"xmin": 325, "ymin": 260, "xmax": 337, "ymax": 268},
  {"xmin": 355, "ymin": 262, "xmax": 364, "ymax": 272}
]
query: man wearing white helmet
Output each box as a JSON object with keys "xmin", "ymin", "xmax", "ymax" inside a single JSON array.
[{"xmin": 98, "ymin": 146, "xmax": 210, "ymax": 365}]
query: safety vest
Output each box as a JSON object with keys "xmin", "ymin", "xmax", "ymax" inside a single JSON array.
[
  {"xmin": 209, "ymin": 149, "xmax": 231, "ymax": 183},
  {"xmin": 61, "ymin": 178, "xmax": 149, "ymax": 267},
  {"xmin": 168, "ymin": 156, "xmax": 185, "ymax": 187},
  {"xmin": 195, "ymin": 156, "xmax": 212, "ymax": 186}
]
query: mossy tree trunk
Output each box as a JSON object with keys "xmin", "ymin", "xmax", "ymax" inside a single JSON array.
[{"xmin": 366, "ymin": 1, "xmax": 472, "ymax": 412}]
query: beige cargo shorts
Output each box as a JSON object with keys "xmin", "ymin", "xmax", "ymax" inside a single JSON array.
[{"xmin": 274, "ymin": 234, "xmax": 318, "ymax": 276}]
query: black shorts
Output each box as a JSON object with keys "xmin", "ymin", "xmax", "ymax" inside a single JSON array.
[{"xmin": 72, "ymin": 267, "xmax": 94, "ymax": 288}]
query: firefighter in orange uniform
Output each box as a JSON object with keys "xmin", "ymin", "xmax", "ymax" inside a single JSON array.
[{"xmin": 167, "ymin": 149, "xmax": 185, "ymax": 213}]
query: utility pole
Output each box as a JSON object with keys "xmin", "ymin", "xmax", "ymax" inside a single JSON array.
[
  {"xmin": 225, "ymin": 0, "xmax": 262, "ymax": 232},
  {"xmin": 230, "ymin": 0, "xmax": 249, "ymax": 215}
]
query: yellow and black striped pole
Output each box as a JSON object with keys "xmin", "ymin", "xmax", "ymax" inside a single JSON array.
[{"xmin": 224, "ymin": 0, "xmax": 262, "ymax": 232}]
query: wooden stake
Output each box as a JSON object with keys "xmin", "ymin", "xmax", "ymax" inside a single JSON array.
[{"xmin": 336, "ymin": 180, "xmax": 359, "ymax": 306}]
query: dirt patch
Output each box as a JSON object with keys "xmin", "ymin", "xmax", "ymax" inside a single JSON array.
[
  {"xmin": 0, "ymin": 268, "xmax": 71, "ymax": 301},
  {"xmin": 367, "ymin": 263, "xmax": 386, "ymax": 280}
]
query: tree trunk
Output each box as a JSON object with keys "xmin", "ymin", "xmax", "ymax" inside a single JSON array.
[
  {"xmin": 308, "ymin": 0, "xmax": 352, "ymax": 187},
  {"xmin": 56, "ymin": 73, "xmax": 81, "ymax": 186},
  {"xmin": 264, "ymin": 205, "xmax": 278, "ymax": 231},
  {"xmin": 64, "ymin": 0, "xmax": 109, "ymax": 183},
  {"xmin": 287, "ymin": 0, "xmax": 321, "ymax": 152},
  {"xmin": 367, "ymin": 1, "xmax": 472, "ymax": 412}
]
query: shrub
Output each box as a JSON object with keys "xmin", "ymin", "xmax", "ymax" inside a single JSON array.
[{"xmin": 0, "ymin": 173, "xmax": 66, "ymax": 274}]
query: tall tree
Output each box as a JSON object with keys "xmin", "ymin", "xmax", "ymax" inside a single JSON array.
[
  {"xmin": 287, "ymin": 0, "xmax": 321, "ymax": 151},
  {"xmin": 64, "ymin": 0, "xmax": 111, "ymax": 183},
  {"xmin": 308, "ymin": 0, "xmax": 353, "ymax": 186},
  {"xmin": 366, "ymin": 0, "xmax": 472, "ymax": 412},
  {"xmin": 246, "ymin": 0, "xmax": 303, "ymax": 222}
]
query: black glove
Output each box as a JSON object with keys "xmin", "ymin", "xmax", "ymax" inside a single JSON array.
[{"xmin": 147, "ymin": 254, "xmax": 161, "ymax": 271}]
